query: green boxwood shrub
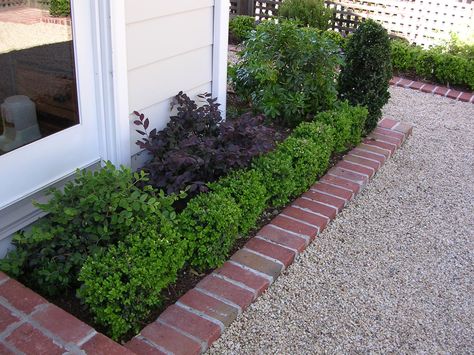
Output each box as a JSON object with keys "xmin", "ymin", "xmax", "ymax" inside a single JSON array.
[
  {"xmin": 50, "ymin": 0, "xmax": 70, "ymax": 17},
  {"xmin": 391, "ymin": 39, "xmax": 474, "ymax": 90},
  {"xmin": 229, "ymin": 15, "xmax": 256, "ymax": 43},
  {"xmin": 209, "ymin": 169, "xmax": 268, "ymax": 236},
  {"xmin": 178, "ymin": 191, "xmax": 242, "ymax": 270},
  {"xmin": 279, "ymin": 136, "xmax": 333, "ymax": 196},
  {"xmin": 338, "ymin": 19, "xmax": 392, "ymax": 133},
  {"xmin": 230, "ymin": 20, "xmax": 341, "ymax": 127},
  {"xmin": 322, "ymin": 30, "xmax": 347, "ymax": 49},
  {"xmin": 314, "ymin": 101, "xmax": 368, "ymax": 153},
  {"xmin": 0, "ymin": 163, "xmax": 175, "ymax": 296},
  {"xmin": 252, "ymin": 149, "xmax": 297, "ymax": 207},
  {"xmin": 278, "ymin": 0, "xmax": 334, "ymax": 30},
  {"xmin": 77, "ymin": 221, "xmax": 186, "ymax": 340}
]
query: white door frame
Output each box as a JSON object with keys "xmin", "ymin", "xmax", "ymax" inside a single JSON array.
[{"xmin": 0, "ymin": 0, "xmax": 130, "ymax": 241}]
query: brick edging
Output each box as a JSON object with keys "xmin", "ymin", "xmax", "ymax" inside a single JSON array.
[
  {"xmin": 390, "ymin": 76, "xmax": 474, "ymax": 103},
  {"xmin": 0, "ymin": 272, "xmax": 133, "ymax": 354},
  {"xmin": 125, "ymin": 118, "xmax": 414, "ymax": 355}
]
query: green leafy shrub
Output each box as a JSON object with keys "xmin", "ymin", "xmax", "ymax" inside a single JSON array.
[
  {"xmin": 314, "ymin": 101, "xmax": 368, "ymax": 153},
  {"xmin": 77, "ymin": 221, "xmax": 186, "ymax": 340},
  {"xmin": 279, "ymin": 136, "xmax": 333, "ymax": 196},
  {"xmin": 278, "ymin": 0, "xmax": 333, "ymax": 30},
  {"xmin": 338, "ymin": 20, "xmax": 392, "ymax": 133},
  {"xmin": 231, "ymin": 20, "xmax": 341, "ymax": 126},
  {"xmin": 390, "ymin": 39, "xmax": 423, "ymax": 73},
  {"xmin": 50, "ymin": 0, "xmax": 70, "ymax": 17},
  {"xmin": 322, "ymin": 30, "xmax": 346, "ymax": 49},
  {"xmin": 229, "ymin": 15, "xmax": 257, "ymax": 43},
  {"xmin": 209, "ymin": 169, "xmax": 268, "ymax": 236},
  {"xmin": 0, "ymin": 163, "xmax": 175, "ymax": 296},
  {"xmin": 252, "ymin": 149, "xmax": 297, "ymax": 207},
  {"xmin": 179, "ymin": 191, "xmax": 242, "ymax": 270},
  {"xmin": 391, "ymin": 39, "xmax": 474, "ymax": 90}
]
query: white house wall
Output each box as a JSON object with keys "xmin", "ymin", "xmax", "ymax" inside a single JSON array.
[{"xmin": 125, "ymin": 0, "xmax": 216, "ymax": 162}]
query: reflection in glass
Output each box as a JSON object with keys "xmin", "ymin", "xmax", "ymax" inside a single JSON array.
[{"xmin": 0, "ymin": 1, "xmax": 78, "ymax": 155}]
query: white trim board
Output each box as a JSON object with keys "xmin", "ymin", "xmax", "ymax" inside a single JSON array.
[{"xmin": 212, "ymin": 0, "xmax": 230, "ymax": 118}]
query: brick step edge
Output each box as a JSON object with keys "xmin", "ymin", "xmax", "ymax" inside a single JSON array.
[
  {"xmin": 0, "ymin": 273, "xmax": 134, "ymax": 354},
  {"xmin": 390, "ymin": 76, "xmax": 474, "ymax": 103},
  {"xmin": 125, "ymin": 118, "xmax": 414, "ymax": 355}
]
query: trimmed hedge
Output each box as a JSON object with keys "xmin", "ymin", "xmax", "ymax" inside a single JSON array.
[
  {"xmin": 391, "ymin": 39, "xmax": 474, "ymax": 90},
  {"xmin": 77, "ymin": 220, "xmax": 186, "ymax": 340}
]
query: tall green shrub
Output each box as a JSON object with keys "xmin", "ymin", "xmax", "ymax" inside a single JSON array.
[
  {"xmin": 230, "ymin": 20, "xmax": 341, "ymax": 127},
  {"xmin": 278, "ymin": 0, "xmax": 333, "ymax": 30},
  {"xmin": 77, "ymin": 222, "xmax": 186, "ymax": 340},
  {"xmin": 338, "ymin": 20, "xmax": 392, "ymax": 133}
]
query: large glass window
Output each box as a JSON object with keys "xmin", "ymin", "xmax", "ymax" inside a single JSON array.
[{"xmin": 0, "ymin": 1, "xmax": 78, "ymax": 155}]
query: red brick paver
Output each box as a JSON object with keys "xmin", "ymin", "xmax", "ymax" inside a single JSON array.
[{"xmin": 391, "ymin": 76, "xmax": 473, "ymax": 104}]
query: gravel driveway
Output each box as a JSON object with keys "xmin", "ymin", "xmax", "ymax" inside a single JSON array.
[{"xmin": 209, "ymin": 86, "xmax": 474, "ymax": 354}]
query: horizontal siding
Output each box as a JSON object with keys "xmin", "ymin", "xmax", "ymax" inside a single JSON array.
[
  {"xmin": 128, "ymin": 45, "xmax": 213, "ymax": 111},
  {"xmin": 130, "ymin": 82, "xmax": 212, "ymax": 161},
  {"xmin": 125, "ymin": 0, "xmax": 216, "ymax": 165},
  {"xmin": 125, "ymin": 0, "xmax": 214, "ymax": 24},
  {"xmin": 127, "ymin": 7, "xmax": 214, "ymax": 70}
]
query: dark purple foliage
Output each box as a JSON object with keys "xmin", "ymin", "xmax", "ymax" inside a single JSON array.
[{"xmin": 134, "ymin": 92, "xmax": 277, "ymax": 196}]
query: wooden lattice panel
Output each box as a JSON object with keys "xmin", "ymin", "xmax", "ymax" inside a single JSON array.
[{"xmin": 329, "ymin": 0, "xmax": 474, "ymax": 46}]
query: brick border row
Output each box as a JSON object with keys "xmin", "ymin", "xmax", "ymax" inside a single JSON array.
[
  {"xmin": 124, "ymin": 118, "xmax": 414, "ymax": 355},
  {"xmin": 0, "ymin": 118, "xmax": 413, "ymax": 355},
  {"xmin": 390, "ymin": 76, "xmax": 474, "ymax": 103}
]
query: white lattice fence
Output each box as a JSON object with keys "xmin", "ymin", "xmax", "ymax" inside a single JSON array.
[{"xmin": 328, "ymin": 0, "xmax": 474, "ymax": 47}]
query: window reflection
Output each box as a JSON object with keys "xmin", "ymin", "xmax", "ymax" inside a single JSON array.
[{"xmin": 0, "ymin": 1, "xmax": 77, "ymax": 155}]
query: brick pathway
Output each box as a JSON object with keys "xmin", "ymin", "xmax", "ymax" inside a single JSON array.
[
  {"xmin": 390, "ymin": 76, "xmax": 474, "ymax": 103},
  {"xmin": 0, "ymin": 118, "xmax": 412, "ymax": 354},
  {"xmin": 0, "ymin": 6, "xmax": 70, "ymax": 25}
]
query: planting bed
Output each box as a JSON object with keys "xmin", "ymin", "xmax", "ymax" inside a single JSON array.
[{"xmin": 0, "ymin": 118, "xmax": 413, "ymax": 354}]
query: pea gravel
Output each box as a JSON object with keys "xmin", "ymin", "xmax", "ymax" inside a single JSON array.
[{"xmin": 209, "ymin": 86, "xmax": 474, "ymax": 354}]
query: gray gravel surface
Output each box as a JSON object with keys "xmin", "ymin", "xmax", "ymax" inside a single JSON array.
[{"xmin": 209, "ymin": 86, "xmax": 474, "ymax": 354}]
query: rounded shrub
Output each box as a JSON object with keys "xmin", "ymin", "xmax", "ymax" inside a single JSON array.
[
  {"xmin": 338, "ymin": 19, "xmax": 392, "ymax": 133},
  {"xmin": 77, "ymin": 220, "xmax": 186, "ymax": 340},
  {"xmin": 280, "ymin": 136, "xmax": 333, "ymax": 196},
  {"xmin": 229, "ymin": 15, "xmax": 257, "ymax": 43},
  {"xmin": 278, "ymin": 0, "xmax": 333, "ymax": 30},
  {"xmin": 314, "ymin": 101, "xmax": 368, "ymax": 153},
  {"xmin": 209, "ymin": 169, "xmax": 268, "ymax": 236},
  {"xmin": 231, "ymin": 20, "xmax": 341, "ymax": 127},
  {"xmin": 178, "ymin": 191, "xmax": 242, "ymax": 270}
]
